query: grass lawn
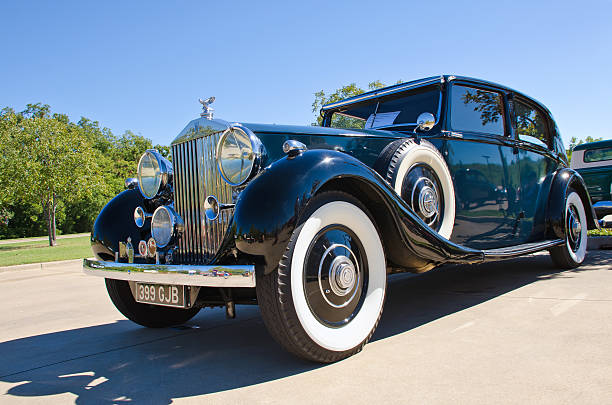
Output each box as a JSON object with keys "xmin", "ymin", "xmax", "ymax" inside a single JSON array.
[
  {"xmin": 0, "ymin": 236, "xmax": 92, "ymax": 267},
  {"xmin": 589, "ymin": 228, "xmax": 612, "ymax": 236}
]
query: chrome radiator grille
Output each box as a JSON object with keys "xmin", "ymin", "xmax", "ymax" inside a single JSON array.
[{"xmin": 172, "ymin": 133, "xmax": 234, "ymax": 264}]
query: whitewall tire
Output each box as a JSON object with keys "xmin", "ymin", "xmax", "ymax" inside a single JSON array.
[
  {"xmin": 383, "ymin": 139, "xmax": 455, "ymax": 239},
  {"xmin": 550, "ymin": 191, "xmax": 588, "ymax": 269},
  {"xmin": 257, "ymin": 191, "xmax": 386, "ymax": 362}
]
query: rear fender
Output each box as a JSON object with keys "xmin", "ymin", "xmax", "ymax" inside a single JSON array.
[{"xmin": 546, "ymin": 168, "xmax": 598, "ymax": 239}]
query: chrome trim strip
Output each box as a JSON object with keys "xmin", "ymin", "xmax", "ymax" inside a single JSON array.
[
  {"xmin": 482, "ymin": 239, "xmax": 564, "ymax": 261},
  {"xmin": 593, "ymin": 201, "xmax": 612, "ymax": 219},
  {"xmin": 83, "ymin": 259, "xmax": 255, "ymax": 288}
]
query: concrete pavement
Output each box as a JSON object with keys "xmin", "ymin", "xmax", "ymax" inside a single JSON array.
[{"xmin": 0, "ymin": 251, "xmax": 611, "ymax": 404}]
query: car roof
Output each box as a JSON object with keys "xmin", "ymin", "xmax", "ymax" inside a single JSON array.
[
  {"xmin": 573, "ymin": 139, "xmax": 612, "ymax": 151},
  {"xmin": 320, "ymin": 75, "xmax": 553, "ymax": 118}
]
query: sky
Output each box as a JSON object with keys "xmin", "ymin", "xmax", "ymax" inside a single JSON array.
[{"xmin": 1, "ymin": 0, "xmax": 611, "ymax": 148}]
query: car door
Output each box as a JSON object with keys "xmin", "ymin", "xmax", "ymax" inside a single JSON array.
[
  {"xmin": 512, "ymin": 96, "xmax": 563, "ymax": 243},
  {"xmin": 443, "ymin": 82, "xmax": 521, "ymax": 249}
]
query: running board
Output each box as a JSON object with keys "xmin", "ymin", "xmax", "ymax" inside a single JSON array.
[{"xmin": 482, "ymin": 239, "xmax": 564, "ymax": 261}]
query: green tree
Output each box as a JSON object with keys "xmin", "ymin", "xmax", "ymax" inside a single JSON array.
[
  {"xmin": 567, "ymin": 136, "xmax": 604, "ymax": 162},
  {"xmin": 0, "ymin": 106, "xmax": 105, "ymax": 245},
  {"xmin": 312, "ymin": 80, "xmax": 389, "ymax": 126}
]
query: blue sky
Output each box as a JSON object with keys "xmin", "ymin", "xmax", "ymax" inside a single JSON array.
[{"xmin": 2, "ymin": 0, "xmax": 611, "ymax": 147}]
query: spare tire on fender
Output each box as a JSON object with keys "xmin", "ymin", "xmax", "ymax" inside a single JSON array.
[{"xmin": 374, "ymin": 138, "xmax": 455, "ymax": 239}]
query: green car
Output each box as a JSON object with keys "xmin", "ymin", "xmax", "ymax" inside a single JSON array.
[{"xmin": 571, "ymin": 139, "xmax": 612, "ymax": 222}]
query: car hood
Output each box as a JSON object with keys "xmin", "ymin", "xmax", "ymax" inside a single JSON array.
[
  {"xmin": 240, "ymin": 122, "xmax": 401, "ymax": 138},
  {"xmin": 171, "ymin": 118, "xmax": 404, "ymax": 146}
]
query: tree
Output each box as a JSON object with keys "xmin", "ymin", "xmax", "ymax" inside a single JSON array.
[
  {"xmin": 0, "ymin": 106, "xmax": 105, "ymax": 245},
  {"xmin": 312, "ymin": 80, "xmax": 389, "ymax": 126}
]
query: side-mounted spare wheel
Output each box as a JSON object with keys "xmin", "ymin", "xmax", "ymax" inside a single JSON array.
[
  {"xmin": 374, "ymin": 138, "xmax": 456, "ymax": 239},
  {"xmin": 257, "ymin": 191, "xmax": 386, "ymax": 363}
]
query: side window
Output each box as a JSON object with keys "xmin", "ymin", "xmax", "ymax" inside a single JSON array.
[
  {"xmin": 514, "ymin": 100, "xmax": 549, "ymax": 148},
  {"xmin": 450, "ymin": 85, "xmax": 505, "ymax": 136}
]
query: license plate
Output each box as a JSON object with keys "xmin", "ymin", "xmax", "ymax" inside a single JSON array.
[{"xmin": 134, "ymin": 283, "xmax": 185, "ymax": 308}]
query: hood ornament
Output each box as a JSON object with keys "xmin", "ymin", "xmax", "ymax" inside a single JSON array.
[{"xmin": 199, "ymin": 96, "xmax": 215, "ymax": 120}]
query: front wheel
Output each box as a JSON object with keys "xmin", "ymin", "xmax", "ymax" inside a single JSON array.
[
  {"xmin": 257, "ymin": 191, "xmax": 387, "ymax": 362},
  {"xmin": 549, "ymin": 191, "xmax": 588, "ymax": 269},
  {"xmin": 105, "ymin": 279, "xmax": 200, "ymax": 328}
]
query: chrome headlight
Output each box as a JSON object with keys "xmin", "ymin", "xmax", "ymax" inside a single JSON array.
[
  {"xmin": 216, "ymin": 126, "xmax": 262, "ymax": 186},
  {"xmin": 151, "ymin": 205, "xmax": 183, "ymax": 248},
  {"xmin": 137, "ymin": 150, "xmax": 172, "ymax": 199}
]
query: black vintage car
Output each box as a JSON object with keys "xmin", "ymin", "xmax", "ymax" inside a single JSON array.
[{"xmin": 84, "ymin": 76, "xmax": 601, "ymax": 363}]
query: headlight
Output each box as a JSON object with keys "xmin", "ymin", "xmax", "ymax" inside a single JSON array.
[
  {"xmin": 151, "ymin": 205, "xmax": 183, "ymax": 248},
  {"xmin": 137, "ymin": 150, "xmax": 172, "ymax": 199},
  {"xmin": 216, "ymin": 126, "xmax": 262, "ymax": 186}
]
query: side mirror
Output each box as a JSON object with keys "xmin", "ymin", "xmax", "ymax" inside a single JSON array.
[{"xmin": 416, "ymin": 112, "xmax": 436, "ymax": 132}]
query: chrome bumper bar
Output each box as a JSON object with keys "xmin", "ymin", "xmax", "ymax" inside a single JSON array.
[
  {"xmin": 594, "ymin": 201, "xmax": 612, "ymax": 219},
  {"xmin": 83, "ymin": 259, "xmax": 255, "ymax": 287}
]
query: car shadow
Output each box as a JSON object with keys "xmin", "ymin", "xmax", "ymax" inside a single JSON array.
[{"xmin": 1, "ymin": 251, "xmax": 609, "ymax": 404}]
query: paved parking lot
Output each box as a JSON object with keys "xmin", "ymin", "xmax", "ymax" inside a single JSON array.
[{"xmin": 1, "ymin": 250, "xmax": 611, "ymax": 404}]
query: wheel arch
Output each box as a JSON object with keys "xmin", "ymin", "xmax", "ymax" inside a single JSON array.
[{"xmin": 546, "ymin": 168, "xmax": 598, "ymax": 239}]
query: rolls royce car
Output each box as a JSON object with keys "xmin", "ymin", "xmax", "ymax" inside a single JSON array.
[{"xmin": 84, "ymin": 75, "xmax": 602, "ymax": 363}]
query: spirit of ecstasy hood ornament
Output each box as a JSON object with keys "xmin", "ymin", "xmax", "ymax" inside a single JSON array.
[{"xmin": 199, "ymin": 96, "xmax": 215, "ymax": 120}]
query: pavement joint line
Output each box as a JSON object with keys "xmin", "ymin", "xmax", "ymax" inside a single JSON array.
[
  {"xmin": 0, "ymin": 315, "xmax": 260, "ymax": 379},
  {"xmin": 0, "ymin": 259, "xmax": 85, "ymax": 273},
  {"xmin": 0, "ymin": 271, "xmax": 78, "ymax": 284},
  {"xmin": 425, "ymin": 289, "xmax": 612, "ymax": 302},
  {"xmin": 499, "ymin": 296, "xmax": 612, "ymax": 302}
]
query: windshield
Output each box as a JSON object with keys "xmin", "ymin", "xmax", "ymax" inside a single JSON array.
[{"xmin": 326, "ymin": 87, "xmax": 440, "ymax": 130}]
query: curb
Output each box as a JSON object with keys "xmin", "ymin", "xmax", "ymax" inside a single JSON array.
[
  {"xmin": 587, "ymin": 236, "xmax": 612, "ymax": 251},
  {"xmin": 0, "ymin": 258, "xmax": 84, "ymax": 273}
]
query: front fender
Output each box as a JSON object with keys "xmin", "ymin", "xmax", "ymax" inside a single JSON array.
[
  {"xmin": 233, "ymin": 149, "xmax": 483, "ymax": 274},
  {"xmin": 546, "ymin": 168, "xmax": 598, "ymax": 239},
  {"xmin": 91, "ymin": 189, "xmax": 150, "ymax": 261}
]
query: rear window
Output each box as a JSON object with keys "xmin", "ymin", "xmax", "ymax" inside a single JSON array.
[
  {"xmin": 514, "ymin": 100, "xmax": 549, "ymax": 148},
  {"xmin": 584, "ymin": 147, "xmax": 612, "ymax": 163}
]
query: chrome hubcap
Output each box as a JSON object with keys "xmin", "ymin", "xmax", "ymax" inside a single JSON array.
[
  {"xmin": 401, "ymin": 164, "xmax": 444, "ymax": 231},
  {"xmin": 329, "ymin": 256, "xmax": 357, "ymax": 296},
  {"xmin": 411, "ymin": 177, "xmax": 440, "ymax": 224},
  {"xmin": 319, "ymin": 245, "xmax": 360, "ymax": 307},
  {"xmin": 569, "ymin": 213, "xmax": 581, "ymax": 241},
  {"xmin": 567, "ymin": 205, "xmax": 582, "ymax": 251},
  {"xmin": 304, "ymin": 225, "xmax": 367, "ymax": 327},
  {"xmin": 418, "ymin": 185, "xmax": 439, "ymax": 218}
]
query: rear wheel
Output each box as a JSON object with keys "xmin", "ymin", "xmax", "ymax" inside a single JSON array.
[
  {"xmin": 550, "ymin": 191, "xmax": 588, "ymax": 269},
  {"xmin": 105, "ymin": 279, "xmax": 200, "ymax": 328},
  {"xmin": 257, "ymin": 191, "xmax": 386, "ymax": 362}
]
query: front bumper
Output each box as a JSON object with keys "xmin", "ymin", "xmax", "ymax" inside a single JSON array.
[{"xmin": 83, "ymin": 259, "xmax": 256, "ymax": 287}]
